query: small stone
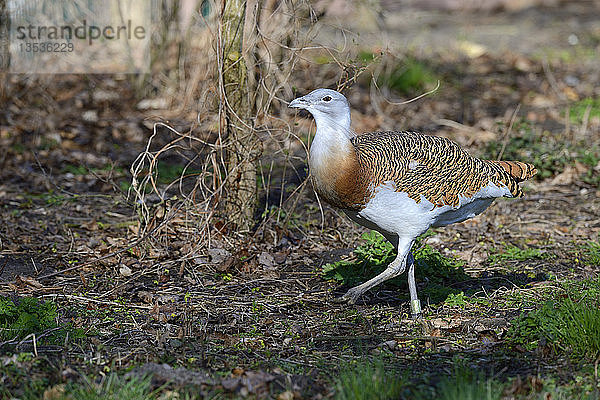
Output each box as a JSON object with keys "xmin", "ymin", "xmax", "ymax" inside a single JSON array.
[
  {"xmin": 376, "ymin": 340, "xmax": 397, "ymax": 351},
  {"xmin": 565, "ymin": 75, "xmax": 580, "ymax": 87}
]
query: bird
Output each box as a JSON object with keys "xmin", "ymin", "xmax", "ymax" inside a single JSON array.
[{"xmin": 288, "ymin": 88, "xmax": 536, "ymax": 317}]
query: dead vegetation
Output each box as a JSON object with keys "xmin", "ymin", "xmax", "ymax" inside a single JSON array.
[{"xmin": 1, "ymin": 1, "xmax": 600, "ymax": 399}]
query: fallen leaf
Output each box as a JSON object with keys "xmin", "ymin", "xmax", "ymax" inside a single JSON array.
[
  {"xmin": 217, "ymin": 256, "xmax": 236, "ymax": 272},
  {"xmin": 551, "ymin": 162, "xmax": 588, "ymax": 185},
  {"xmin": 457, "ymin": 41, "xmax": 487, "ymax": 58},
  {"xmin": 429, "ymin": 318, "xmax": 461, "ymax": 330},
  {"xmin": 258, "ymin": 252, "xmax": 276, "ymax": 268},
  {"xmin": 43, "ymin": 384, "xmax": 65, "ymax": 400},
  {"xmin": 137, "ymin": 291, "xmax": 154, "ymax": 303},
  {"xmin": 430, "ymin": 328, "xmax": 442, "ymax": 337},
  {"xmin": 376, "ymin": 340, "xmax": 397, "ymax": 351},
  {"xmin": 119, "ymin": 264, "xmax": 132, "ymax": 277},
  {"xmin": 278, "ymin": 391, "xmax": 294, "ymax": 400},
  {"xmin": 273, "ymin": 250, "xmax": 288, "ymax": 264},
  {"xmin": 513, "ymin": 55, "xmax": 534, "ymax": 72},
  {"xmin": 208, "ymin": 248, "xmax": 231, "ymax": 264},
  {"xmin": 562, "ymin": 86, "xmax": 579, "ymax": 101}
]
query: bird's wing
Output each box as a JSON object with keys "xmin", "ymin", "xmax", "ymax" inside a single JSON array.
[{"xmin": 351, "ymin": 131, "xmax": 536, "ymax": 209}]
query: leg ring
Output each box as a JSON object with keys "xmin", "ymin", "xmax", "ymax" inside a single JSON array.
[{"xmin": 410, "ymin": 299, "xmax": 422, "ymax": 319}]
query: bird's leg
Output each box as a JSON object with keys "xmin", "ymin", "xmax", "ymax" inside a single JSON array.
[
  {"xmin": 335, "ymin": 247, "xmax": 409, "ymax": 304},
  {"xmin": 406, "ymin": 252, "xmax": 422, "ymax": 319}
]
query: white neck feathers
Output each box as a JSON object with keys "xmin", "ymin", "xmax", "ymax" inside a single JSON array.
[
  {"xmin": 312, "ymin": 106, "xmax": 353, "ymax": 139},
  {"xmin": 309, "ymin": 109, "xmax": 354, "ymax": 172}
]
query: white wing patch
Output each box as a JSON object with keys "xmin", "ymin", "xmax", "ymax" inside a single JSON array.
[
  {"xmin": 358, "ymin": 180, "xmax": 507, "ymax": 235},
  {"xmin": 408, "ymin": 160, "xmax": 421, "ymax": 170}
]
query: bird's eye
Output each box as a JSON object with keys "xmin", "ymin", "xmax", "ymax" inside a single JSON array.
[{"xmin": 322, "ymin": 96, "xmax": 332, "ymax": 102}]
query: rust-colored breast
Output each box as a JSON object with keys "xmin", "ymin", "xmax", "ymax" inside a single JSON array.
[{"xmin": 310, "ymin": 150, "xmax": 372, "ymax": 210}]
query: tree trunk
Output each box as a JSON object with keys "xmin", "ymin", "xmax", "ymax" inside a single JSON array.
[{"xmin": 218, "ymin": 0, "xmax": 261, "ymax": 232}]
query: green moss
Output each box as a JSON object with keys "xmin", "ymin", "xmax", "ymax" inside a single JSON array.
[
  {"xmin": 567, "ymin": 98, "xmax": 600, "ymax": 125},
  {"xmin": 322, "ymin": 231, "xmax": 468, "ymax": 303},
  {"xmin": 442, "ymin": 291, "xmax": 490, "ymax": 308},
  {"xmin": 506, "ymin": 287, "xmax": 600, "ymax": 359},
  {"xmin": 63, "ymin": 164, "xmax": 89, "ymax": 175},
  {"xmin": 378, "ymin": 58, "xmax": 437, "ymax": 95},
  {"xmin": 357, "ymin": 50, "xmax": 376, "ymax": 63},
  {"xmin": 11, "ymin": 143, "xmax": 25, "ymax": 154},
  {"xmin": 156, "ymin": 163, "xmax": 200, "ymax": 184},
  {"xmin": 0, "ymin": 297, "xmax": 58, "ymax": 341},
  {"xmin": 314, "ymin": 55, "xmax": 333, "ymax": 65},
  {"xmin": 0, "ymin": 297, "xmax": 83, "ymax": 345},
  {"xmin": 487, "ymin": 243, "xmax": 550, "ymax": 265}
]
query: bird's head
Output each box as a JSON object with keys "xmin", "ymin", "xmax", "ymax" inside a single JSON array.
[
  {"xmin": 289, "ymin": 89, "xmax": 352, "ymax": 135},
  {"xmin": 288, "ymin": 88, "xmax": 349, "ymax": 114}
]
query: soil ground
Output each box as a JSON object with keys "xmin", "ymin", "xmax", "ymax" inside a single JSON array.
[{"xmin": 1, "ymin": 1, "xmax": 600, "ymax": 399}]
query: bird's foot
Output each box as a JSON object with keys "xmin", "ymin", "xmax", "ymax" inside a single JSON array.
[{"xmin": 332, "ymin": 287, "xmax": 363, "ymax": 305}]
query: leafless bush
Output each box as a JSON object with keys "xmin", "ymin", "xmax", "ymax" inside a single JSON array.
[{"xmin": 129, "ymin": 0, "xmax": 372, "ymax": 253}]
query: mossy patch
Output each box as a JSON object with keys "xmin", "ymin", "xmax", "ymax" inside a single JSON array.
[
  {"xmin": 322, "ymin": 231, "xmax": 468, "ymax": 303},
  {"xmin": 378, "ymin": 58, "xmax": 438, "ymax": 95},
  {"xmin": 567, "ymin": 98, "xmax": 600, "ymax": 125},
  {"xmin": 0, "ymin": 297, "xmax": 83, "ymax": 346},
  {"xmin": 506, "ymin": 279, "xmax": 600, "ymax": 359}
]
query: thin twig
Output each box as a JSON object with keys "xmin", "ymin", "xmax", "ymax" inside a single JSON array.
[
  {"xmin": 542, "ymin": 58, "xmax": 567, "ymax": 102},
  {"xmin": 497, "ymin": 104, "xmax": 521, "ymax": 161}
]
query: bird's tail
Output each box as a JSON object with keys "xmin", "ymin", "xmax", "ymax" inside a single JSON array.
[{"xmin": 491, "ymin": 160, "xmax": 537, "ymax": 182}]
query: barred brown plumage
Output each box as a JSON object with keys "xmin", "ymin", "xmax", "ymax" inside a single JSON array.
[
  {"xmin": 492, "ymin": 160, "xmax": 537, "ymax": 182},
  {"xmin": 347, "ymin": 131, "xmax": 537, "ymax": 210},
  {"xmin": 289, "ymin": 88, "xmax": 537, "ymax": 317}
]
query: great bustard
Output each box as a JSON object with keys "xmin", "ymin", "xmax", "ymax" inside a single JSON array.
[{"xmin": 289, "ymin": 88, "xmax": 536, "ymax": 317}]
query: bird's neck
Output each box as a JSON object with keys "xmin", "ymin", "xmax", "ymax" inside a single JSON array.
[
  {"xmin": 309, "ymin": 113, "xmax": 354, "ymax": 174},
  {"xmin": 309, "ymin": 114, "xmax": 366, "ymax": 209}
]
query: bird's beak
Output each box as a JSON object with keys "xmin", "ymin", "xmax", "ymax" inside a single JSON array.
[{"xmin": 288, "ymin": 96, "xmax": 308, "ymax": 109}]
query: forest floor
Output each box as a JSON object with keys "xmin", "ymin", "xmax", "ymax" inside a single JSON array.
[{"xmin": 1, "ymin": 2, "xmax": 600, "ymax": 399}]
